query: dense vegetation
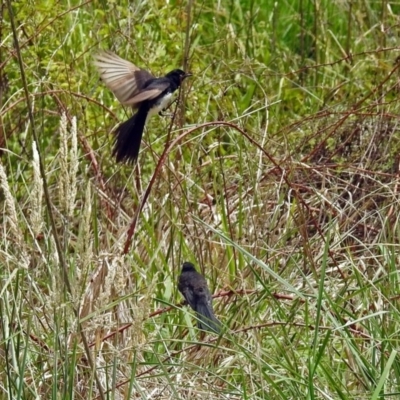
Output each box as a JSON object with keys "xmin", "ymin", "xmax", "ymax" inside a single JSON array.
[{"xmin": 2, "ymin": 0, "xmax": 400, "ymax": 398}]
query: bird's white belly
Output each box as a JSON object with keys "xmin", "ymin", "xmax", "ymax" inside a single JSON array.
[{"xmin": 148, "ymin": 92, "xmax": 174, "ymax": 117}]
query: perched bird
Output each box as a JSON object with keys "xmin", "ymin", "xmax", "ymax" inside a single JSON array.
[
  {"xmin": 93, "ymin": 51, "xmax": 192, "ymax": 163},
  {"xmin": 178, "ymin": 262, "xmax": 221, "ymax": 334}
]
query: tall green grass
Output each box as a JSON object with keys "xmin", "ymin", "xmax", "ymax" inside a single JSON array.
[{"xmin": 2, "ymin": 0, "xmax": 400, "ymax": 398}]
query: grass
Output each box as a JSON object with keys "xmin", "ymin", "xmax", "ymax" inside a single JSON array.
[{"xmin": 2, "ymin": 0, "xmax": 400, "ymax": 399}]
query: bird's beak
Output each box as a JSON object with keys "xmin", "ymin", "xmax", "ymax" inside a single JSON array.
[{"xmin": 183, "ymin": 72, "xmax": 193, "ymax": 79}]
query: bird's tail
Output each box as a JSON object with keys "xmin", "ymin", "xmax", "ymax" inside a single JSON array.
[
  {"xmin": 196, "ymin": 301, "xmax": 221, "ymax": 334},
  {"xmin": 113, "ymin": 106, "xmax": 149, "ymax": 163}
]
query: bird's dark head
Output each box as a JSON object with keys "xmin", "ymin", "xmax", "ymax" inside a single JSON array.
[
  {"xmin": 166, "ymin": 69, "xmax": 192, "ymax": 83},
  {"xmin": 182, "ymin": 262, "xmax": 197, "ymax": 272}
]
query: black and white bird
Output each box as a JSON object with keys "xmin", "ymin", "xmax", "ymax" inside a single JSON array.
[
  {"xmin": 178, "ymin": 261, "xmax": 221, "ymax": 334},
  {"xmin": 93, "ymin": 51, "xmax": 191, "ymax": 163}
]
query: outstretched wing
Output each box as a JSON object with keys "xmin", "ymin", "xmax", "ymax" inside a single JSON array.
[
  {"xmin": 123, "ymin": 82, "xmax": 170, "ymax": 105},
  {"xmin": 93, "ymin": 50, "xmax": 154, "ymax": 105}
]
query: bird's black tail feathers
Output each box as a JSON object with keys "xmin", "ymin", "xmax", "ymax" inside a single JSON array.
[
  {"xmin": 196, "ymin": 301, "xmax": 221, "ymax": 334},
  {"xmin": 113, "ymin": 105, "xmax": 149, "ymax": 164}
]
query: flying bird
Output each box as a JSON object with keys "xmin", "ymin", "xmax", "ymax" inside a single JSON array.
[
  {"xmin": 178, "ymin": 261, "xmax": 221, "ymax": 334},
  {"xmin": 93, "ymin": 50, "xmax": 191, "ymax": 163}
]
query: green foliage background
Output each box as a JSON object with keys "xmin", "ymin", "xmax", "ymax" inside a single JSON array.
[{"xmin": 2, "ymin": 0, "xmax": 400, "ymax": 399}]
